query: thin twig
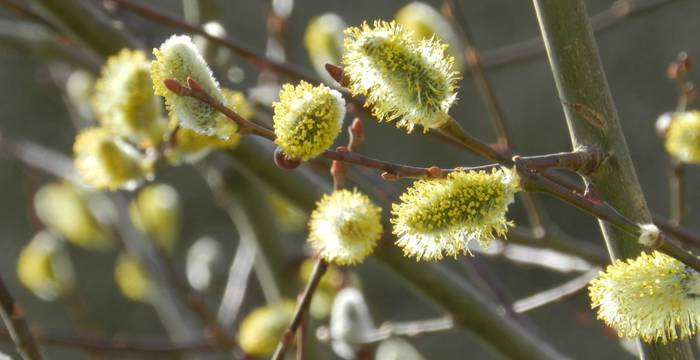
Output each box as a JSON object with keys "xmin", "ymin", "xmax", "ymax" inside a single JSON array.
[
  {"xmin": 168, "ymin": 79, "xmax": 607, "ymax": 179},
  {"xmin": 271, "ymin": 258, "xmax": 328, "ymax": 360},
  {"xmin": 512, "ymin": 268, "xmax": 600, "ymax": 313},
  {"xmin": 0, "ymin": 276, "xmax": 44, "ymax": 360},
  {"xmin": 669, "ymin": 160, "xmax": 686, "ymax": 225},
  {"xmin": 167, "ymin": 79, "xmax": 700, "ymax": 271}
]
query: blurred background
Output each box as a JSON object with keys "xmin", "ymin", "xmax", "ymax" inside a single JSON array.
[{"xmin": 1, "ymin": 0, "xmax": 700, "ymax": 359}]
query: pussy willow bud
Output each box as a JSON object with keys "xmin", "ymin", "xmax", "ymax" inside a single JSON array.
[
  {"xmin": 308, "ymin": 189, "xmax": 383, "ymax": 266},
  {"xmin": 93, "ymin": 49, "xmax": 165, "ymax": 148},
  {"xmin": 303, "ymin": 13, "xmax": 347, "ymax": 84},
  {"xmin": 376, "ymin": 337, "xmax": 426, "ymax": 360},
  {"xmin": 588, "ymin": 251, "xmax": 700, "ymax": 343},
  {"xmin": 664, "ymin": 111, "xmax": 700, "ymax": 163},
  {"xmin": 151, "ymin": 34, "xmax": 237, "ymax": 140},
  {"xmin": 273, "ymin": 81, "xmax": 346, "ymax": 161},
  {"xmin": 73, "ymin": 127, "xmax": 152, "ymax": 191},
  {"xmin": 330, "ymin": 288, "xmax": 376, "ymax": 359},
  {"xmin": 166, "ymin": 89, "xmax": 250, "ymax": 164},
  {"xmin": 238, "ymin": 300, "xmax": 296, "ymax": 356},
  {"xmin": 65, "ymin": 69, "xmax": 95, "ymax": 119},
  {"xmin": 343, "ymin": 21, "xmax": 459, "ymax": 133},
  {"xmin": 17, "ymin": 231, "xmax": 75, "ymax": 301},
  {"xmin": 186, "ymin": 236, "xmax": 225, "ymax": 292},
  {"xmin": 395, "ymin": 2, "xmax": 464, "ymax": 70},
  {"xmin": 273, "ymin": 146, "xmax": 301, "ymax": 169},
  {"xmin": 128, "ymin": 183, "xmax": 180, "ymax": 253},
  {"xmin": 34, "ymin": 181, "xmax": 113, "ymax": 250},
  {"xmin": 391, "ymin": 167, "xmax": 520, "ymax": 260},
  {"xmin": 114, "ymin": 253, "xmax": 151, "ymax": 303}
]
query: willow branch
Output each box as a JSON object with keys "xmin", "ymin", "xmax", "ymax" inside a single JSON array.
[
  {"xmin": 532, "ymin": 0, "xmax": 693, "ymax": 357},
  {"xmin": 167, "ymin": 78, "xmax": 607, "ymax": 178},
  {"xmin": 0, "ymin": 277, "xmax": 44, "ymax": 360},
  {"xmin": 271, "ymin": 258, "xmax": 328, "ymax": 360},
  {"xmin": 167, "ymin": 79, "xmax": 700, "ymax": 273}
]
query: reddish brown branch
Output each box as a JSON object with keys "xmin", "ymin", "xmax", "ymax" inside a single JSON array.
[
  {"xmin": 271, "ymin": 258, "xmax": 328, "ymax": 360},
  {"xmin": 0, "ymin": 277, "xmax": 44, "ymax": 360}
]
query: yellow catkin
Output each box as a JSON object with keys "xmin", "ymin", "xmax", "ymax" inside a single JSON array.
[
  {"xmin": 395, "ymin": 2, "xmax": 464, "ymax": 70},
  {"xmin": 151, "ymin": 34, "xmax": 237, "ymax": 140},
  {"xmin": 93, "ymin": 49, "xmax": 165, "ymax": 148},
  {"xmin": 665, "ymin": 111, "xmax": 700, "ymax": 163},
  {"xmin": 272, "ymin": 81, "xmax": 345, "ymax": 161},
  {"xmin": 342, "ymin": 20, "xmax": 459, "ymax": 133},
  {"xmin": 308, "ymin": 189, "xmax": 383, "ymax": 266},
  {"xmin": 34, "ymin": 181, "xmax": 112, "ymax": 250},
  {"xmin": 303, "ymin": 13, "xmax": 347, "ymax": 83},
  {"xmin": 114, "ymin": 253, "xmax": 151, "ymax": 303},
  {"xmin": 128, "ymin": 183, "xmax": 180, "ymax": 253},
  {"xmin": 239, "ymin": 300, "xmax": 296, "ymax": 356},
  {"xmin": 391, "ymin": 168, "xmax": 520, "ymax": 260},
  {"xmin": 589, "ymin": 251, "xmax": 700, "ymax": 343},
  {"xmin": 17, "ymin": 231, "xmax": 75, "ymax": 301},
  {"xmin": 73, "ymin": 127, "xmax": 151, "ymax": 191}
]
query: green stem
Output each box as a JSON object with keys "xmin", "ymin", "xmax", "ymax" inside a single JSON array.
[{"xmin": 531, "ymin": 0, "xmax": 693, "ymax": 358}]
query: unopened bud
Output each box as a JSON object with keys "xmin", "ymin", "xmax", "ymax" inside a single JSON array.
[{"xmin": 274, "ymin": 146, "xmax": 301, "ymax": 169}]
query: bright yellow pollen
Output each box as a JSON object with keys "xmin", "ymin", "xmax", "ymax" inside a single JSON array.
[
  {"xmin": 391, "ymin": 168, "xmax": 519, "ymax": 260},
  {"xmin": 342, "ymin": 20, "xmax": 459, "ymax": 133},
  {"xmin": 308, "ymin": 189, "xmax": 383, "ymax": 266},
  {"xmin": 588, "ymin": 251, "xmax": 700, "ymax": 343},
  {"xmin": 273, "ymin": 81, "xmax": 345, "ymax": 161},
  {"xmin": 665, "ymin": 111, "xmax": 700, "ymax": 163}
]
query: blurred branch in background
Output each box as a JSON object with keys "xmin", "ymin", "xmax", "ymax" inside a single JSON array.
[
  {"xmin": 0, "ymin": 276, "xmax": 44, "ymax": 360},
  {"xmin": 0, "ymin": 328, "xmax": 231, "ymax": 356},
  {"xmin": 513, "ymin": 268, "xmax": 600, "ymax": 313}
]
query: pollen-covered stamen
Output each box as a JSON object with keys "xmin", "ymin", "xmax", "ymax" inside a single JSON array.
[
  {"xmin": 308, "ymin": 189, "xmax": 383, "ymax": 266},
  {"xmin": 342, "ymin": 21, "xmax": 459, "ymax": 133},
  {"xmin": 391, "ymin": 168, "xmax": 520, "ymax": 261},
  {"xmin": 588, "ymin": 251, "xmax": 700, "ymax": 344},
  {"xmin": 273, "ymin": 81, "xmax": 346, "ymax": 161}
]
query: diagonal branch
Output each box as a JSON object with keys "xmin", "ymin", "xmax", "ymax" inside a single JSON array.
[{"xmin": 0, "ymin": 276, "xmax": 44, "ymax": 360}]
